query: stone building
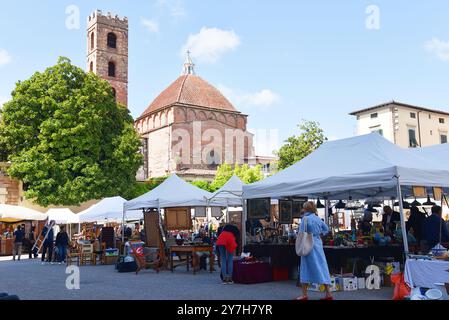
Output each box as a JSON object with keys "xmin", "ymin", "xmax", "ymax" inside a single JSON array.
[
  {"xmin": 350, "ymin": 101, "xmax": 449, "ymax": 148},
  {"xmin": 0, "ymin": 163, "xmax": 21, "ymax": 205},
  {"xmin": 87, "ymin": 10, "xmax": 128, "ymax": 107},
  {"xmin": 135, "ymin": 54, "xmax": 255, "ymax": 181}
]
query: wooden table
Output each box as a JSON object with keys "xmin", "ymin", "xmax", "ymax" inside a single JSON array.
[{"xmin": 170, "ymin": 245, "xmax": 215, "ymax": 275}]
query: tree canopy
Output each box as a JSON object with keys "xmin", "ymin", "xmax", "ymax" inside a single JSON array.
[
  {"xmin": 275, "ymin": 120, "xmax": 327, "ymax": 170},
  {"xmin": 210, "ymin": 163, "xmax": 264, "ymax": 191},
  {"xmin": 0, "ymin": 57, "xmax": 143, "ymax": 206}
]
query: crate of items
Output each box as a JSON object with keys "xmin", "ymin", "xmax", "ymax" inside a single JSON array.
[
  {"xmin": 337, "ymin": 276, "xmax": 358, "ymax": 291},
  {"xmin": 309, "ymin": 276, "xmax": 340, "ymax": 292}
]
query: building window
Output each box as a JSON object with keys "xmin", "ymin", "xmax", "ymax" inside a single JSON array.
[
  {"xmin": 108, "ymin": 62, "xmax": 116, "ymax": 77},
  {"xmin": 441, "ymin": 134, "xmax": 448, "ymax": 144},
  {"xmin": 410, "ymin": 112, "xmax": 416, "ymax": 119},
  {"xmin": 371, "ymin": 128, "xmax": 383, "ymax": 136},
  {"xmin": 89, "ymin": 61, "xmax": 93, "ymax": 72},
  {"xmin": 107, "ymin": 33, "xmax": 117, "ymax": 49},
  {"xmin": 370, "ymin": 113, "xmax": 378, "ymax": 119},
  {"xmin": 439, "ymin": 118, "xmax": 445, "ymax": 124},
  {"xmin": 429, "ymin": 114, "xmax": 432, "ymax": 120},
  {"xmin": 408, "ymin": 128, "xmax": 418, "ymax": 148},
  {"xmin": 90, "ymin": 32, "xmax": 95, "ymax": 51},
  {"xmin": 430, "ymin": 130, "xmax": 433, "ymax": 136}
]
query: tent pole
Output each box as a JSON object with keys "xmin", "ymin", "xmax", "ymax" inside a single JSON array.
[
  {"xmin": 324, "ymin": 197, "xmax": 330, "ymax": 227},
  {"xmin": 121, "ymin": 203, "xmax": 125, "ymax": 243},
  {"xmin": 395, "ymin": 176, "xmax": 409, "ymax": 256},
  {"xmin": 242, "ymin": 199, "xmax": 247, "ymax": 247}
]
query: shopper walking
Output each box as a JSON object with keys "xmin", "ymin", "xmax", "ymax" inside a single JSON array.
[
  {"xmin": 12, "ymin": 225, "xmax": 24, "ymax": 261},
  {"xmin": 41, "ymin": 221, "xmax": 55, "ymax": 264},
  {"xmin": 296, "ymin": 201, "xmax": 333, "ymax": 300},
  {"xmin": 55, "ymin": 226, "xmax": 70, "ymax": 264},
  {"xmin": 215, "ymin": 223, "xmax": 240, "ymax": 284}
]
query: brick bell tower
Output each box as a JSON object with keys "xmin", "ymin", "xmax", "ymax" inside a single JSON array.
[{"xmin": 87, "ymin": 10, "xmax": 128, "ymax": 107}]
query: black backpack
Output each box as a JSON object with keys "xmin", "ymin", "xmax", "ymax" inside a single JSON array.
[{"xmin": 116, "ymin": 256, "xmax": 138, "ymax": 273}]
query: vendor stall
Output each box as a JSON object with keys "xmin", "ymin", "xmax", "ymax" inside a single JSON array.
[
  {"xmin": 404, "ymin": 258, "xmax": 449, "ymax": 289},
  {"xmin": 241, "ymin": 133, "xmax": 449, "ymax": 292}
]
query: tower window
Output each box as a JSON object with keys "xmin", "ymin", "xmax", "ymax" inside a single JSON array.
[
  {"xmin": 108, "ymin": 62, "xmax": 116, "ymax": 77},
  {"xmin": 107, "ymin": 33, "xmax": 117, "ymax": 49},
  {"xmin": 90, "ymin": 32, "xmax": 95, "ymax": 51},
  {"xmin": 89, "ymin": 61, "xmax": 93, "ymax": 72}
]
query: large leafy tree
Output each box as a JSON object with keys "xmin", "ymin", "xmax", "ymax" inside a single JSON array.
[
  {"xmin": 276, "ymin": 120, "xmax": 327, "ymax": 170},
  {"xmin": 0, "ymin": 57, "xmax": 143, "ymax": 206},
  {"xmin": 210, "ymin": 163, "xmax": 264, "ymax": 191}
]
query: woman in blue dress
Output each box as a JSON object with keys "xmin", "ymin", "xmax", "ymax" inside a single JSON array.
[{"xmin": 296, "ymin": 201, "xmax": 333, "ymax": 300}]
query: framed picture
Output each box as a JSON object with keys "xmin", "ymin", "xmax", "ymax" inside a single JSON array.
[
  {"xmin": 211, "ymin": 207, "xmax": 223, "ymax": 218},
  {"xmin": 279, "ymin": 200, "xmax": 293, "ymax": 224},
  {"xmin": 194, "ymin": 207, "xmax": 206, "ymax": 218},
  {"xmin": 247, "ymin": 198, "xmax": 271, "ymax": 220},
  {"xmin": 412, "ymin": 186, "xmax": 427, "ymax": 198},
  {"xmin": 433, "ymin": 187, "xmax": 443, "ymax": 202},
  {"xmin": 292, "ymin": 198, "xmax": 308, "ymax": 218}
]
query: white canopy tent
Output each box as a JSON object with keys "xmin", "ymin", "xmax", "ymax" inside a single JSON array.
[
  {"xmin": 78, "ymin": 196, "xmax": 143, "ymax": 223},
  {"xmin": 207, "ymin": 175, "xmax": 245, "ymax": 207},
  {"xmin": 46, "ymin": 208, "xmax": 79, "ymax": 224},
  {"xmin": 0, "ymin": 204, "xmax": 48, "ymax": 223},
  {"xmin": 243, "ymin": 133, "xmax": 449, "ymax": 254},
  {"xmin": 124, "ymin": 174, "xmax": 216, "ymax": 211}
]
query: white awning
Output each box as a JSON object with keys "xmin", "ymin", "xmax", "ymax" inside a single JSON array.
[
  {"xmin": 46, "ymin": 208, "xmax": 79, "ymax": 224},
  {"xmin": 0, "ymin": 204, "xmax": 48, "ymax": 222},
  {"xmin": 78, "ymin": 197, "xmax": 142, "ymax": 223}
]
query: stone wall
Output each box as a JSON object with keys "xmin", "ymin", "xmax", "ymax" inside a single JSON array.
[{"xmin": 0, "ymin": 164, "xmax": 21, "ymax": 205}]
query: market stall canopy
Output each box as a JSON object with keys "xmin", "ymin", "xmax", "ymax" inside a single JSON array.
[
  {"xmin": 78, "ymin": 197, "xmax": 142, "ymax": 223},
  {"xmin": 46, "ymin": 208, "xmax": 79, "ymax": 224},
  {"xmin": 243, "ymin": 133, "xmax": 449, "ymax": 200},
  {"xmin": 409, "ymin": 143, "xmax": 449, "ymax": 167},
  {"xmin": 208, "ymin": 175, "xmax": 245, "ymax": 207},
  {"xmin": 0, "ymin": 204, "xmax": 48, "ymax": 223},
  {"xmin": 125, "ymin": 174, "xmax": 216, "ymax": 211}
]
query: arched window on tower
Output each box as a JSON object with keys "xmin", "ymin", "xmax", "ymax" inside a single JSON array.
[
  {"xmin": 108, "ymin": 61, "xmax": 116, "ymax": 77},
  {"xmin": 89, "ymin": 61, "xmax": 93, "ymax": 72},
  {"xmin": 90, "ymin": 32, "xmax": 95, "ymax": 51},
  {"xmin": 107, "ymin": 33, "xmax": 117, "ymax": 49}
]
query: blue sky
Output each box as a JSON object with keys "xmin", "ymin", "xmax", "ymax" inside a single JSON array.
[{"xmin": 1, "ymin": 1, "xmax": 449, "ymax": 155}]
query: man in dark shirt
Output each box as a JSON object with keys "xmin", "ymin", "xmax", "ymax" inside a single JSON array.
[
  {"xmin": 423, "ymin": 205, "xmax": 449, "ymax": 252},
  {"xmin": 12, "ymin": 225, "xmax": 24, "ymax": 261},
  {"xmin": 55, "ymin": 226, "xmax": 70, "ymax": 264},
  {"xmin": 41, "ymin": 222, "xmax": 55, "ymax": 264},
  {"xmin": 382, "ymin": 206, "xmax": 401, "ymax": 236}
]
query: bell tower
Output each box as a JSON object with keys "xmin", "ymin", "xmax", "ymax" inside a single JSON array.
[{"xmin": 87, "ymin": 10, "xmax": 128, "ymax": 107}]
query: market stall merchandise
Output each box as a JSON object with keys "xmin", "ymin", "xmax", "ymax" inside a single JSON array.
[{"xmin": 170, "ymin": 245, "xmax": 215, "ymax": 274}]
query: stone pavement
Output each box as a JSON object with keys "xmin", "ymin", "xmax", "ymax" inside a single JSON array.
[{"xmin": 0, "ymin": 255, "xmax": 393, "ymax": 300}]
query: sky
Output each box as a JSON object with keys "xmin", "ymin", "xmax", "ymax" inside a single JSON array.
[{"xmin": 1, "ymin": 1, "xmax": 449, "ymax": 156}]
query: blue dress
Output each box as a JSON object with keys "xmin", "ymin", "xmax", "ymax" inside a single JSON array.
[{"xmin": 299, "ymin": 212, "xmax": 331, "ymax": 285}]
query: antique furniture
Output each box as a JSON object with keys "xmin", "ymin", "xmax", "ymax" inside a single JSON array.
[
  {"xmin": 170, "ymin": 245, "xmax": 215, "ymax": 275},
  {"xmin": 79, "ymin": 244, "xmax": 96, "ymax": 266}
]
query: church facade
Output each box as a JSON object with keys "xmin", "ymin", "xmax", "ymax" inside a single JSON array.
[{"xmin": 87, "ymin": 10, "xmax": 255, "ymax": 181}]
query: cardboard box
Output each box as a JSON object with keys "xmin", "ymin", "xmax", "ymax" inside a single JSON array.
[{"xmin": 337, "ymin": 276, "xmax": 358, "ymax": 291}]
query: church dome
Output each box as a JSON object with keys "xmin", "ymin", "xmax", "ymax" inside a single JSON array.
[{"xmin": 139, "ymin": 74, "xmax": 237, "ymax": 118}]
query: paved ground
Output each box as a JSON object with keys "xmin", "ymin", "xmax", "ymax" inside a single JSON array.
[{"xmin": 0, "ymin": 255, "xmax": 393, "ymax": 300}]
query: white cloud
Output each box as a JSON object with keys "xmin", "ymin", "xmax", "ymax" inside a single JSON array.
[
  {"xmin": 181, "ymin": 27, "xmax": 241, "ymax": 64},
  {"xmin": 141, "ymin": 17, "xmax": 160, "ymax": 34},
  {"xmin": 217, "ymin": 84, "xmax": 281, "ymax": 109},
  {"xmin": 156, "ymin": 0, "xmax": 187, "ymax": 18},
  {"xmin": 0, "ymin": 49, "xmax": 12, "ymax": 67},
  {"xmin": 425, "ymin": 37, "xmax": 449, "ymax": 61}
]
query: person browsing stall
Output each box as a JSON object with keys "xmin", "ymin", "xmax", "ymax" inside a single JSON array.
[
  {"xmin": 296, "ymin": 201, "xmax": 333, "ymax": 301},
  {"xmin": 422, "ymin": 205, "xmax": 449, "ymax": 252},
  {"xmin": 406, "ymin": 206, "xmax": 426, "ymax": 244},
  {"xmin": 215, "ymin": 223, "xmax": 240, "ymax": 284},
  {"xmin": 382, "ymin": 206, "xmax": 400, "ymax": 236},
  {"xmin": 12, "ymin": 225, "xmax": 24, "ymax": 261},
  {"xmin": 55, "ymin": 226, "xmax": 70, "ymax": 264}
]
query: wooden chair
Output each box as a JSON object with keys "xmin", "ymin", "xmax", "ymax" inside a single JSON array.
[
  {"xmin": 79, "ymin": 244, "xmax": 96, "ymax": 266},
  {"xmin": 132, "ymin": 247, "xmax": 163, "ymax": 274},
  {"xmin": 66, "ymin": 244, "xmax": 80, "ymax": 266}
]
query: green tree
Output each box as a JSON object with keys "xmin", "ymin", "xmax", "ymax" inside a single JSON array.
[
  {"xmin": 211, "ymin": 163, "xmax": 264, "ymax": 191},
  {"xmin": 190, "ymin": 180, "xmax": 213, "ymax": 192},
  {"xmin": 0, "ymin": 57, "xmax": 143, "ymax": 206},
  {"xmin": 276, "ymin": 120, "xmax": 327, "ymax": 170}
]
